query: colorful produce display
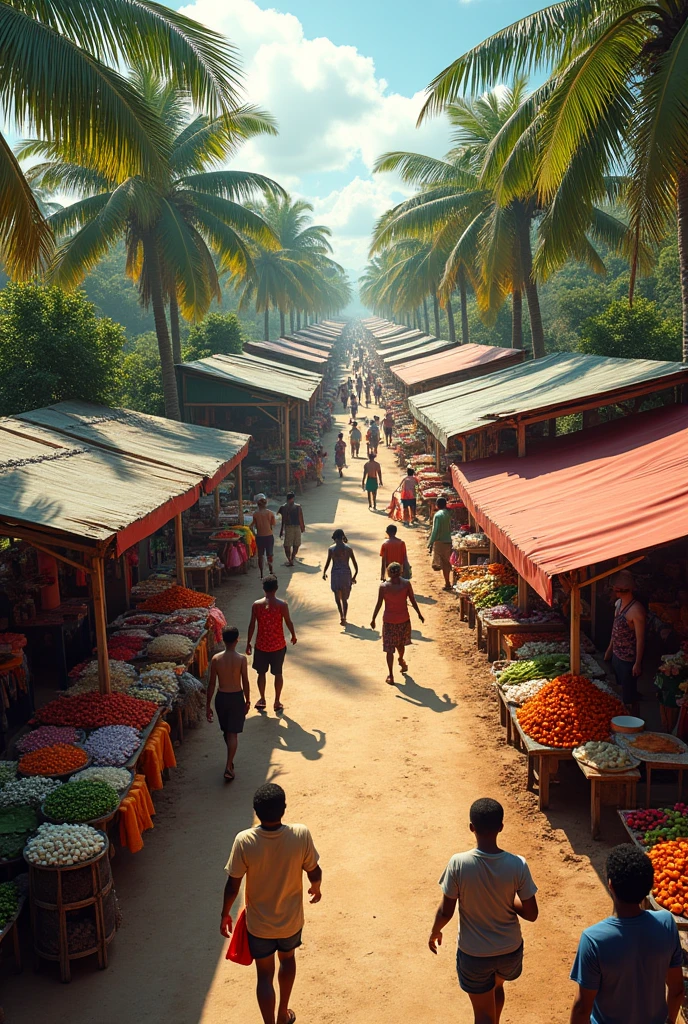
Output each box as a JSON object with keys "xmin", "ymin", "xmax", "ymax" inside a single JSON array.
[
  {"xmin": 137, "ymin": 669, "xmax": 179, "ymax": 699},
  {"xmin": 128, "ymin": 685, "xmax": 168, "ymax": 706},
  {"xmin": 68, "ymin": 659, "xmax": 137, "ymax": 695},
  {"xmin": 505, "ymin": 632, "xmax": 568, "ymax": 650},
  {"xmin": 106, "ymin": 635, "xmax": 146, "ymax": 661},
  {"xmin": 573, "ymin": 741, "xmax": 635, "ymax": 770},
  {"xmin": 153, "ymin": 622, "xmax": 204, "ymax": 641},
  {"xmin": 648, "ymin": 840, "xmax": 688, "ymax": 916},
  {"xmin": 474, "ymin": 585, "xmax": 518, "ymax": 611},
  {"xmin": 499, "ymin": 655, "xmax": 571, "ymax": 686},
  {"xmin": 517, "ymin": 674, "xmax": 626, "ymax": 748},
  {"xmin": 146, "ymin": 634, "xmax": 194, "ymax": 660},
  {"xmin": 501, "ymin": 678, "xmax": 550, "ymax": 705},
  {"xmin": 19, "ymin": 743, "xmax": 88, "ymax": 777},
  {"xmin": 140, "ymin": 585, "xmax": 213, "ymax": 613},
  {"xmin": 0, "ymin": 776, "xmax": 62, "ymax": 808},
  {"xmin": 43, "ymin": 780, "xmax": 119, "ymax": 823},
  {"xmin": 0, "ymin": 633, "xmax": 26, "ymax": 652},
  {"xmin": 0, "ymin": 805, "xmax": 38, "ymax": 859},
  {"xmin": 84, "ymin": 726, "xmax": 141, "ymax": 766},
  {"xmin": 0, "ymin": 761, "xmax": 17, "ymax": 787},
  {"xmin": 24, "ymin": 822, "xmax": 105, "ymax": 866},
  {"xmin": 0, "ymin": 881, "xmax": 19, "ymax": 927},
  {"xmin": 72, "ymin": 766, "xmax": 131, "ymax": 791},
  {"xmin": 16, "ymin": 726, "xmax": 81, "ymax": 754},
  {"xmin": 34, "ymin": 693, "xmax": 158, "ymax": 730},
  {"xmin": 626, "ymin": 804, "xmax": 688, "ymax": 847}
]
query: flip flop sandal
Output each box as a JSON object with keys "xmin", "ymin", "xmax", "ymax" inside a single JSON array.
[
  {"xmin": 385, "ymin": 675, "xmax": 395, "ymax": 685},
  {"xmin": 255, "ymin": 701, "xmax": 267, "ymax": 712},
  {"xmin": 224, "ymin": 769, "xmax": 235, "ymax": 782},
  {"xmin": 399, "ymin": 660, "xmax": 408, "ymax": 672},
  {"xmin": 274, "ymin": 703, "xmax": 284, "ymax": 713}
]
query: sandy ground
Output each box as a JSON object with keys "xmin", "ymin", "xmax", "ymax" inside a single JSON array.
[{"xmin": 2, "ymin": 401, "xmax": 636, "ymax": 1024}]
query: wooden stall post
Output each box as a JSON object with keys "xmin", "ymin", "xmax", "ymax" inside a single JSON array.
[
  {"xmin": 517, "ymin": 575, "xmax": 530, "ymax": 614},
  {"xmin": 214, "ymin": 486, "xmax": 220, "ymax": 527},
  {"xmin": 175, "ymin": 513, "xmax": 186, "ymax": 587},
  {"xmin": 516, "ymin": 422, "xmax": 527, "ymax": 457},
  {"xmin": 570, "ymin": 576, "xmax": 582, "ymax": 675},
  {"xmin": 297, "ymin": 402, "xmax": 302, "ymax": 441},
  {"xmin": 434, "ymin": 437, "xmax": 442, "ymax": 472},
  {"xmin": 91, "ymin": 556, "xmax": 111, "ymax": 695},
  {"xmin": 284, "ymin": 401, "xmax": 291, "ymax": 487},
  {"xmin": 237, "ymin": 460, "xmax": 244, "ymax": 518},
  {"xmin": 121, "ymin": 554, "xmax": 131, "ymax": 610}
]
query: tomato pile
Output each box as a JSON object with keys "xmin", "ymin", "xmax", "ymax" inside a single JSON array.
[
  {"xmin": 649, "ymin": 841, "xmax": 688, "ymax": 916},
  {"xmin": 106, "ymin": 635, "xmax": 146, "ymax": 661},
  {"xmin": 34, "ymin": 693, "xmax": 158, "ymax": 730},
  {"xmin": 517, "ymin": 674, "xmax": 626, "ymax": 748},
  {"xmin": 19, "ymin": 743, "xmax": 89, "ymax": 776},
  {"xmin": 505, "ymin": 632, "xmax": 568, "ymax": 651},
  {"xmin": 140, "ymin": 585, "xmax": 213, "ymax": 613}
]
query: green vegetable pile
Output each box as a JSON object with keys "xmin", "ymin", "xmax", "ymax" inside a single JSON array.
[
  {"xmin": 0, "ymin": 761, "xmax": 17, "ymax": 788},
  {"xmin": 499, "ymin": 654, "xmax": 571, "ymax": 686},
  {"xmin": 0, "ymin": 804, "xmax": 37, "ymax": 861},
  {"xmin": 474, "ymin": 585, "xmax": 518, "ymax": 611},
  {"xmin": 43, "ymin": 779, "xmax": 119, "ymax": 824},
  {"xmin": 0, "ymin": 881, "xmax": 19, "ymax": 928}
]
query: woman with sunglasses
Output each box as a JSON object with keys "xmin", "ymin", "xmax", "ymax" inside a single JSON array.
[{"xmin": 371, "ymin": 562, "xmax": 424, "ymax": 685}]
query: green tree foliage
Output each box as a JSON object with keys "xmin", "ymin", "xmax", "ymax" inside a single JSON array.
[
  {"xmin": 0, "ymin": 283, "xmax": 124, "ymax": 416},
  {"xmin": 119, "ymin": 333, "xmax": 165, "ymax": 417},
  {"xmin": 577, "ymin": 298, "xmax": 681, "ymax": 362},
  {"xmin": 184, "ymin": 312, "xmax": 245, "ymax": 360}
]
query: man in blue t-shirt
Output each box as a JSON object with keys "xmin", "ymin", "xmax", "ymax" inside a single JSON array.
[{"xmin": 570, "ymin": 844, "xmax": 684, "ymax": 1024}]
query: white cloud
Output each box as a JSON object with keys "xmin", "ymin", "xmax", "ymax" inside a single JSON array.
[{"xmin": 179, "ymin": 0, "xmax": 449, "ymax": 277}]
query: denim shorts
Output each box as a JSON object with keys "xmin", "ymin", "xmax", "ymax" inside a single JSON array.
[
  {"xmin": 247, "ymin": 929, "xmax": 302, "ymax": 960},
  {"xmin": 457, "ymin": 942, "xmax": 523, "ymax": 994},
  {"xmin": 612, "ymin": 654, "xmax": 637, "ymax": 704}
]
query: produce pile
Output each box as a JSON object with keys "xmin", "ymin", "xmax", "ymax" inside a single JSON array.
[
  {"xmin": 504, "ymin": 632, "xmax": 568, "ymax": 650},
  {"xmin": 129, "ymin": 686, "xmax": 167, "ymax": 705},
  {"xmin": 0, "ymin": 805, "xmax": 38, "ymax": 860},
  {"xmin": 111, "ymin": 613, "xmax": 166, "ymax": 628},
  {"xmin": 454, "ymin": 564, "xmax": 518, "ymax": 600},
  {"xmin": 19, "ymin": 743, "xmax": 88, "ymax": 776},
  {"xmin": 0, "ymin": 776, "xmax": 62, "ymax": 808},
  {"xmin": 131, "ymin": 579, "xmax": 171, "ymax": 601},
  {"xmin": 16, "ymin": 726, "xmax": 81, "ymax": 754},
  {"xmin": 481, "ymin": 605, "xmax": 561, "ymax": 624},
  {"xmin": 498, "ymin": 655, "xmax": 572, "ymax": 685},
  {"xmin": 146, "ymin": 634, "xmax": 194, "ymax": 660},
  {"xmin": 44, "ymin": 779, "xmax": 119, "ymax": 823},
  {"xmin": 25, "ymin": 823, "xmax": 105, "ymax": 866},
  {"xmin": 0, "ymin": 761, "xmax": 17, "ymax": 787},
  {"xmin": 573, "ymin": 740, "xmax": 635, "ymax": 770},
  {"xmin": 67, "ymin": 659, "xmax": 137, "ymax": 694},
  {"xmin": 106, "ymin": 634, "xmax": 146, "ymax": 661},
  {"xmin": 140, "ymin": 584, "xmax": 213, "ymax": 613},
  {"xmin": 138, "ymin": 668, "xmax": 179, "ymax": 700},
  {"xmin": 153, "ymin": 622, "xmax": 204, "ymax": 641},
  {"xmin": 517, "ymin": 674, "xmax": 626, "ymax": 748},
  {"xmin": 626, "ymin": 804, "xmax": 688, "ymax": 847},
  {"xmin": 474, "ymin": 585, "xmax": 518, "ymax": 611},
  {"xmin": 0, "ymin": 880, "xmax": 19, "ymax": 927},
  {"xmin": 34, "ymin": 692, "xmax": 158, "ymax": 730},
  {"xmin": 501, "ymin": 678, "xmax": 550, "ymax": 705},
  {"xmin": 165, "ymin": 609, "xmax": 208, "ymax": 624},
  {"xmin": 72, "ymin": 766, "xmax": 131, "ymax": 791},
  {"xmin": 649, "ymin": 840, "xmax": 688, "ymax": 916},
  {"xmin": 0, "ymin": 633, "xmax": 26, "ymax": 652},
  {"xmin": 84, "ymin": 725, "xmax": 141, "ymax": 766}
]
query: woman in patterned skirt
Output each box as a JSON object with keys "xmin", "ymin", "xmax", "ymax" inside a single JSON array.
[
  {"xmin": 370, "ymin": 562, "xmax": 424, "ymax": 684},
  {"xmin": 322, "ymin": 529, "xmax": 358, "ymax": 626}
]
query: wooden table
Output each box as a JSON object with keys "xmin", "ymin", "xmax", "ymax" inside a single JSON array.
[
  {"xmin": 493, "ymin": 682, "xmax": 515, "ymax": 744},
  {"xmin": 575, "ymin": 760, "xmax": 640, "ymax": 839},
  {"xmin": 618, "ymin": 810, "xmax": 688, "ymax": 930},
  {"xmin": 644, "ymin": 760, "xmax": 687, "ymax": 807},
  {"xmin": 458, "ymin": 595, "xmax": 476, "ymax": 628},
  {"xmin": 185, "ymin": 565, "xmax": 214, "ymax": 593},
  {"xmin": 482, "ymin": 618, "xmax": 566, "ymax": 662},
  {"xmin": 509, "ymin": 707, "xmax": 574, "ymax": 810},
  {"xmin": 457, "ymin": 545, "xmax": 490, "ymax": 567}
]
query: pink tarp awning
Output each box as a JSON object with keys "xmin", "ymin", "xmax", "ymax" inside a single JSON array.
[
  {"xmin": 450, "ymin": 405, "xmax": 688, "ymax": 603},
  {"xmin": 393, "ymin": 343, "xmax": 524, "ymax": 387}
]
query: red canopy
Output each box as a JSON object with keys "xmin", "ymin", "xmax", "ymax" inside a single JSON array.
[
  {"xmin": 450, "ymin": 405, "xmax": 688, "ymax": 603},
  {"xmin": 392, "ymin": 343, "xmax": 523, "ymax": 387}
]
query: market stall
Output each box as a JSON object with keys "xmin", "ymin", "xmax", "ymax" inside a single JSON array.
[{"xmin": 391, "ymin": 342, "xmax": 525, "ymax": 396}]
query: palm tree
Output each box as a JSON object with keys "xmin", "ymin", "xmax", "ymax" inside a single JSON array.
[
  {"xmin": 0, "ymin": 0, "xmax": 242, "ymax": 280},
  {"xmin": 419, "ymin": 0, "xmax": 688, "ymax": 358},
  {"xmin": 24, "ymin": 70, "xmax": 283, "ymax": 419}
]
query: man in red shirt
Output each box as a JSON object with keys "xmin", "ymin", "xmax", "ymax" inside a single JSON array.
[{"xmin": 380, "ymin": 524, "xmax": 407, "ymax": 581}]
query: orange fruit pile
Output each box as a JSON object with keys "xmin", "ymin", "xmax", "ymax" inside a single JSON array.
[
  {"xmin": 517, "ymin": 674, "xmax": 626, "ymax": 748},
  {"xmin": 649, "ymin": 840, "xmax": 688, "ymax": 916},
  {"xmin": 140, "ymin": 585, "xmax": 213, "ymax": 612},
  {"xmin": 19, "ymin": 743, "xmax": 89, "ymax": 776}
]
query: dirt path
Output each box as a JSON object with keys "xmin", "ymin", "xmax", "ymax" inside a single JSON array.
[{"xmin": 2, "ymin": 403, "xmax": 624, "ymax": 1024}]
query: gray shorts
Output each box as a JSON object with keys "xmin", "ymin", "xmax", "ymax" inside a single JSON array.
[
  {"xmin": 457, "ymin": 942, "xmax": 523, "ymax": 994},
  {"xmin": 247, "ymin": 929, "xmax": 302, "ymax": 960}
]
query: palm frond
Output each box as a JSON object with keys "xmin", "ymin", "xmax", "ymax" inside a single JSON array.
[
  {"xmin": 0, "ymin": 130, "xmax": 53, "ymax": 277},
  {"xmin": 178, "ymin": 169, "xmax": 284, "ymax": 202}
]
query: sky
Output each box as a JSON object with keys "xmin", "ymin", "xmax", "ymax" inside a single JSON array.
[{"xmin": 176, "ymin": 0, "xmax": 541, "ymax": 287}]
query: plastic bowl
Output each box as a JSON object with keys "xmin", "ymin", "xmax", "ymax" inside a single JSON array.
[{"xmin": 611, "ymin": 716, "xmax": 645, "ymax": 734}]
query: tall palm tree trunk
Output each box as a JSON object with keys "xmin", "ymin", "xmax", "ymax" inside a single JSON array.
[
  {"xmin": 296, "ymin": 311, "xmax": 301, "ymax": 330},
  {"xmin": 169, "ymin": 293, "xmax": 182, "ymax": 364},
  {"xmin": 446, "ymin": 298, "xmax": 456, "ymax": 344},
  {"xmin": 423, "ymin": 297, "xmax": 430, "ymax": 335},
  {"xmin": 279, "ymin": 309, "xmax": 286, "ymax": 336},
  {"xmin": 290, "ymin": 309, "xmax": 295, "ymax": 333},
  {"xmin": 518, "ymin": 217, "xmax": 545, "ymax": 358},
  {"xmin": 458, "ymin": 270, "xmax": 469, "ymax": 345},
  {"xmin": 677, "ymin": 170, "xmax": 688, "ymax": 362},
  {"xmin": 511, "ymin": 289, "xmax": 523, "ymax": 349},
  {"xmin": 433, "ymin": 294, "xmax": 441, "ymax": 338},
  {"xmin": 143, "ymin": 234, "xmax": 180, "ymax": 421},
  {"xmin": 264, "ymin": 307, "xmax": 270, "ymax": 341}
]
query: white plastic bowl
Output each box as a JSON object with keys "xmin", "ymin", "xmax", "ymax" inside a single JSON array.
[{"xmin": 611, "ymin": 716, "xmax": 645, "ymax": 734}]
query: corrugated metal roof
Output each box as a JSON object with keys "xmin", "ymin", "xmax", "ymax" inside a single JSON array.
[
  {"xmin": 376, "ymin": 329, "xmax": 426, "ymax": 347},
  {"xmin": 0, "ymin": 419, "xmax": 202, "ymax": 552},
  {"xmin": 370, "ymin": 324, "xmax": 409, "ymax": 340},
  {"xmin": 178, "ymin": 352, "xmax": 322, "ymax": 402},
  {"xmin": 243, "ymin": 340, "xmax": 328, "ymax": 368},
  {"xmin": 392, "ymin": 343, "xmax": 524, "ymax": 387},
  {"xmin": 409, "ymin": 352, "xmax": 688, "ymax": 446},
  {"xmin": 383, "ymin": 337, "xmax": 454, "ymax": 365},
  {"xmin": 288, "ymin": 332, "xmax": 333, "ymax": 350},
  {"xmin": 17, "ymin": 402, "xmax": 250, "ymax": 493},
  {"xmin": 272, "ymin": 337, "xmax": 332, "ymax": 359}
]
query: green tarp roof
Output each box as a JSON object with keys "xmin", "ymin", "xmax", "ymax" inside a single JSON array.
[
  {"xmin": 178, "ymin": 352, "xmax": 322, "ymax": 403},
  {"xmin": 383, "ymin": 337, "xmax": 454, "ymax": 365},
  {"xmin": 408, "ymin": 352, "xmax": 688, "ymax": 446}
]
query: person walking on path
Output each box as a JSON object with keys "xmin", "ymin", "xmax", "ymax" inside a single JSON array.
[
  {"xmin": 569, "ymin": 844, "xmax": 683, "ymax": 1024},
  {"xmin": 362, "ymin": 453, "xmax": 383, "ymax": 510},
  {"xmin": 322, "ymin": 529, "xmax": 359, "ymax": 626},
  {"xmin": 349, "ymin": 421, "xmax": 362, "ymax": 459},
  {"xmin": 370, "ymin": 562, "xmax": 424, "ymax": 684},
  {"xmin": 221, "ymin": 783, "xmax": 322, "ymax": 1024},
  {"xmin": 277, "ymin": 492, "xmax": 305, "ymax": 567},
  {"xmin": 428, "ymin": 496, "xmax": 454, "ymax": 590},
  {"xmin": 429, "ymin": 797, "xmax": 539, "ymax": 1024},
  {"xmin": 339, "ymin": 383, "xmax": 348, "ymax": 411},
  {"xmin": 334, "ymin": 433, "xmax": 347, "ymax": 477},
  {"xmin": 373, "ymin": 379, "xmax": 382, "ymax": 405},
  {"xmin": 206, "ymin": 626, "xmax": 251, "ymax": 782},
  {"xmin": 355, "ymin": 374, "xmax": 363, "ymax": 403},
  {"xmin": 380, "ymin": 524, "xmax": 407, "ymax": 581},
  {"xmin": 315, "ymin": 449, "xmax": 325, "ymax": 487},
  {"xmin": 398, "ymin": 467, "xmax": 418, "ymax": 524},
  {"xmin": 246, "ymin": 575, "xmax": 297, "ymax": 713},
  {"xmin": 367, "ymin": 415, "xmax": 381, "ymax": 456},
  {"xmin": 252, "ymin": 494, "xmax": 276, "ymax": 578},
  {"xmin": 383, "ymin": 409, "xmax": 394, "ymax": 446},
  {"xmin": 350, "ymin": 392, "xmax": 359, "ymax": 420},
  {"xmin": 604, "ymin": 570, "xmax": 646, "ymax": 714},
  {"xmin": 364, "ymin": 380, "xmax": 371, "ymax": 406}
]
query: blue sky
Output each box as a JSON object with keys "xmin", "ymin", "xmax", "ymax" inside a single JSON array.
[{"xmin": 175, "ymin": 0, "xmax": 541, "ymax": 279}]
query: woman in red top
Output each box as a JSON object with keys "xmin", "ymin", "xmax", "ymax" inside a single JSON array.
[
  {"xmin": 371, "ymin": 562, "xmax": 424, "ymax": 685},
  {"xmin": 246, "ymin": 575, "xmax": 297, "ymax": 713}
]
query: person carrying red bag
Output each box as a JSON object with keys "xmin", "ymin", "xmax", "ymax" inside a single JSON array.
[{"xmin": 221, "ymin": 783, "xmax": 323, "ymax": 1024}]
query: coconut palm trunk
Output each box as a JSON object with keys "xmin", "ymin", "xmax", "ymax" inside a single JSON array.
[
  {"xmin": 296, "ymin": 311, "xmax": 301, "ymax": 330},
  {"xmin": 290, "ymin": 309, "xmax": 295, "ymax": 333},
  {"xmin": 458, "ymin": 270, "xmax": 469, "ymax": 345},
  {"xmin": 279, "ymin": 309, "xmax": 285, "ymax": 336},
  {"xmin": 518, "ymin": 215, "xmax": 545, "ymax": 358},
  {"xmin": 143, "ymin": 234, "xmax": 181, "ymax": 420},
  {"xmin": 422, "ymin": 296, "xmax": 430, "ymax": 334},
  {"xmin": 511, "ymin": 289, "xmax": 523, "ymax": 349},
  {"xmin": 264, "ymin": 307, "xmax": 270, "ymax": 341},
  {"xmin": 169, "ymin": 293, "xmax": 182, "ymax": 364},
  {"xmin": 433, "ymin": 294, "xmax": 441, "ymax": 337},
  {"xmin": 678, "ymin": 170, "xmax": 688, "ymax": 363},
  {"xmin": 446, "ymin": 298, "xmax": 456, "ymax": 343}
]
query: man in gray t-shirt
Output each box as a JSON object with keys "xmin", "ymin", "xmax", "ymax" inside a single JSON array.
[{"xmin": 428, "ymin": 798, "xmax": 539, "ymax": 1024}]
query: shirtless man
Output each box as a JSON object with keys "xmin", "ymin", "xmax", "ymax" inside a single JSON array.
[
  {"xmin": 251, "ymin": 494, "xmax": 276, "ymax": 577},
  {"xmin": 362, "ymin": 454, "xmax": 383, "ymax": 510},
  {"xmin": 349, "ymin": 421, "xmax": 362, "ymax": 459},
  {"xmin": 206, "ymin": 626, "xmax": 251, "ymax": 782}
]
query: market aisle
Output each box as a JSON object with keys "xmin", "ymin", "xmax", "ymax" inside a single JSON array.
[{"xmin": 4, "ymin": 403, "xmax": 613, "ymax": 1024}]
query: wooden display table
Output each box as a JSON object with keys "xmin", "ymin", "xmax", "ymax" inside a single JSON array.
[
  {"xmin": 509, "ymin": 707, "xmax": 574, "ymax": 810},
  {"xmin": 618, "ymin": 810, "xmax": 688, "ymax": 930},
  {"xmin": 457, "ymin": 545, "xmax": 490, "ymax": 567},
  {"xmin": 458, "ymin": 595, "xmax": 476, "ymax": 628},
  {"xmin": 486, "ymin": 619, "xmax": 566, "ymax": 662},
  {"xmin": 493, "ymin": 682, "xmax": 515, "ymax": 744},
  {"xmin": 644, "ymin": 760, "xmax": 686, "ymax": 808},
  {"xmin": 185, "ymin": 565, "xmax": 214, "ymax": 593},
  {"xmin": 575, "ymin": 760, "xmax": 640, "ymax": 839}
]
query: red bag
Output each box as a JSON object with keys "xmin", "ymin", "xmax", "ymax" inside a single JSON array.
[{"xmin": 226, "ymin": 908, "xmax": 253, "ymax": 965}]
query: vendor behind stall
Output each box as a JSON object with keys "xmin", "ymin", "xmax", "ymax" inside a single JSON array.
[{"xmin": 604, "ymin": 570, "xmax": 646, "ymax": 713}]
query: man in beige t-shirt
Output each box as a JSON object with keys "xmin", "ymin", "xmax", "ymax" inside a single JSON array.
[{"xmin": 221, "ymin": 783, "xmax": 322, "ymax": 1024}]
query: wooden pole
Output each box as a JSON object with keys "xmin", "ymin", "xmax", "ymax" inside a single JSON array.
[
  {"xmin": 517, "ymin": 575, "xmax": 530, "ymax": 614},
  {"xmin": 91, "ymin": 556, "xmax": 111, "ymax": 695},
  {"xmin": 122, "ymin": 554, "xmax": 131, "ymax": 610},
  {"xmin": 214, "ymin": 486, "xmax": 220, "ymax": 527},
  {"xmin": 175, "ymin": 513, "xmax": 186, "ymax": 586},
  {"xmin": 516, "ymin": 422, "xmax": 526, "ymax": 457},
  {"xmin": 237, "ymin": 460, "xmax": 244, "ymax": 518},
  {"xmin": 284, "ymin": 402, "xmax": 291, "ymax": 487},
  {"xmin": 570, "ymin": 578, "xmax": 581, "ymax": 675},
  {"xmin": 297, "ymin": 402, "xmax": 302, "ymax": 441},
  {"xmin": 434, "ymin": 437, "xmax": 441, "ymax": 471}
]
